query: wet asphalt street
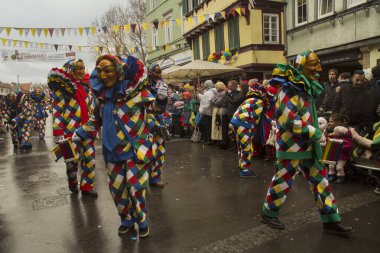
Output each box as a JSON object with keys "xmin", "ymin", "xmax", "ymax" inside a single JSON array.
[{"xmin": 1, "ymin": 117, "xmax": 380, "ymax": 253}]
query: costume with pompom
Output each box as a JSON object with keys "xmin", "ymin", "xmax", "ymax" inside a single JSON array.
[
  {"xmin": 30, "ymin": 91, "xmax": 49, "ymax": 139},
  {"xmin": 3, "ymin": 92, "xmax": 24, "ymax": 146},
  {"xmin": 48, "ymin": 59, "xmax": 96, "ymax": 193},
  {"xmin": 75, "ymin": 55, "xmax": 167, "ymax": 230},
  {"xmin": 230, "ymin": 85, "xmax": 269, "ymax": 176},
  {"xmin": 262, "ymin": 50, "xmax": 341, "ymax": 223}
]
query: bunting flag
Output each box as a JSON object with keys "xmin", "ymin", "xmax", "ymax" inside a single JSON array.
[
  {"xmin": 60, "ymin": 28, "xmax": 66, "ymax": 36},
  {"xmin": 68, "ymin": 45, "xmax": 72, "ymax": 51},
  {"xmin": 199, "ymin": 15, "xmax": 205, "ymax": 23},
  {"xmin": 37, "ymin": 28, "xmax": 43, "ymax": 37},
  {"xmin": 113, "ymin": 25, "xmax": 119, "ymax": 33},
  {"xmin": 236, "ymin": 8, "xmax": 242, "ymax": 16},
  {"xmin": 1, "ymin": 38, "xmax": 6, "ymax": 46},
  {"xmin": 18, "ymin": 28, "xmax": 24, "ymax": 36},
  {"xmin": 175, "ymin": 19, "xmax": 181, "ymax": 26},
  {"xmin": 90, "ymin": 27, "xmax": 96, "ymax": 35},
  {"xmin": 125, "ymin": 24, "xmax": 131, "ymax": 32},
  {"xmin": 6, "ymin": 27, "xmax": 12, "ymax": 36},
  {"xmin": 31, "ymin": 28, "xmax": 37, "ymax": 37},
  {"xmin": 102, "ymin": 27, "xmax": 108, "ymax": 33},
  {"xmin": 84, "ymin": 27, "xmax": 90, "ymax": 36},
  {"xmin": 78, "ymin": 27, "xmax": 84, "ymax": 36},
  {"xmin": 153, "ymin": 21, "xmax": 159, "ymax": 30},
  {"xmin": 48, "ymin": 28, "xmax": 54, "ymax": 37},
  {"xmin": 43, "ymin": 28, "xmax": 49, "ymax": 37},
  {"xmin": 131, "ymin": 24, "xmax": 137, "ymax": 32}
]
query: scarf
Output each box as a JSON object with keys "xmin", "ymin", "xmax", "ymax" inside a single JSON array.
[{"xmin": 73, "ymin": 83, "xmax": 89, "ymax": 124}]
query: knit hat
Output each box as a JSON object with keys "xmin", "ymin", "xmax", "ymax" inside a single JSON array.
[
  {"xmin": 333, "ymin": 126, "xmax": 349, "ymax": 136},
  {"xmin": 184, "ymin": 83, "xmax": 191, "ymax": 91},
  {"xmin": 318, "ymin": 117, "xmax": 328, "ymax": 131},
  {"xmin": 204, "ymin": 79, "xmax": 214, "ymax": 89}
]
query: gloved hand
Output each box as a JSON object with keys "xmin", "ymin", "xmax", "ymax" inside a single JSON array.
[
  {"xmin": 71, "ymin": 132, "xmax": 81, "ymax": 142},
  {"xmin": 317, "ymin": 134, "xmax": 326, "ymax": 144},
  {"xmin": 156, "ymin": 80, "xmax": 168, "ymax": 100}
]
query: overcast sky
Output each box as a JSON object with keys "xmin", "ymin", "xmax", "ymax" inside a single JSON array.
[{"xmin": 0, "ymin": 0, "xmax": 128, "ymax": 84}]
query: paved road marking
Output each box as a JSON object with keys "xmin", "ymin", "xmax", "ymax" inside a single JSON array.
[{"xmin": 193, "ymin": 191, "xmax": 380, "ymax": 253}]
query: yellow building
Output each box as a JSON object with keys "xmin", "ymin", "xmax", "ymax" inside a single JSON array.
[{"xmin": 182, "ymin": 0, "xmax": 286, "ymax": 81}]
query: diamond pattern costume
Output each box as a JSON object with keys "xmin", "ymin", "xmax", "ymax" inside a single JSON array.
[
  {"xmin": 48, "ymin": 60, "xmax": 96, "ymax": 193},
  {"xmin": 76, "ymin": 55, "xmax": 167, "ymax": 230},
  {"xmin": 262, "ymin": 50, "xmax": 341, "ymax": 223},
  {"xmin": 30, "ymin": 91, "xmax": 49, "ymax": 139}
]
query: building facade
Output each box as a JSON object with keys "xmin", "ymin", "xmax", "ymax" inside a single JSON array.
[
  {"xmin": 146, "ymin": 0, "xmax": 192, "ymax": 69},
  {"xmin": 286, "ymin": 0, "xmax": 380, "ymax": 79},
  {"xmin": 182, "ymin": 0, "xmax": 287, "ymax": 81}
]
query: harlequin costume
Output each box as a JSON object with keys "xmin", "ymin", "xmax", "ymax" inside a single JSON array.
[
  {"xmin": 30, "ymin": 88, "xmax": 49, "ymax": 140},
  {"xmin": 261, "ymin": 50, "xmax": 353, "ymax": 236},
  {"xmin": 3, "ymin": 92, "xmax": 23, "ymax": 147},
  {"xmin": 146, "ymin": 63, "xmax": 168, "ymax": 187},
  {"xmin": 75, "ymin": 55, "xmax": 167, "ymax": 237},
  {"xmin": 264, "ymin": 86, "xmax": 278, "ymax": 161},
  {"xmin": 48, "ymin": 59, "xmax": 97, "ymax": 196},
  {"xmin": 230, "ymin": 85, "xmax": 268, "ymax": 177}
]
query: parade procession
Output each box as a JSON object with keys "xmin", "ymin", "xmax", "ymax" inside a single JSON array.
[{"xmin": 1, "ymin": 0, "xmax": 380, "ymax": 252}]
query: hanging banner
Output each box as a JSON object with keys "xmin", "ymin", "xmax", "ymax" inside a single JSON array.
[{"xmin": 1, "ymin": 50, "xmax": 75, "ymax": 62}]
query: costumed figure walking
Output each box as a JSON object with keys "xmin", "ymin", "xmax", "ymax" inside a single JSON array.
[
  {"xmin": 48, "ymin": 59, "xmax": 97, "ymax": 197},
  {"xmin": 146, "ymin": 63, "xmax": 168, "ymax": 187},
  {"xmin": 30, "ymin": 87, "xmax": 49, "ymax": 140},
  {"xmin": 261, "ymin": 50, "xmax": 354, "ymax": 236},
  {"xmin": 4, "ymin": 92, "xmax": 23, "ymax": 147},
  {"xmin": 74, "ymin": 54, "xmax": 168, "ymax": 237},
  {"xmin": 230, "ymin": 84, "xmax": 269, "ymax": 177}
]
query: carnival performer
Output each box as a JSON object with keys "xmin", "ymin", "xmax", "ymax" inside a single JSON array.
[
  {"xmin": 30, "ymin": 87, "xmax": 49, "ymax": 140},
  {"xmin": 48, "ymin": 59, "xmax": 97, "ymax": 197},
  {"xmin": 261, "ymin": 50, "xmax": 353, "ymax": 236},
  {"xmin": 230, "ymin": 84, "xmax": 268, "ymax": 177},
  {"xmin": 3, "ymin": 92, "xmax": 22, "ymax": 147},
  {"xmin": 73, "ymin": 54, "xmax": 168, "ymax": 237},
  {"xmin": 146, "ymin": 63, "xmax": 168, "ymax": 187}
]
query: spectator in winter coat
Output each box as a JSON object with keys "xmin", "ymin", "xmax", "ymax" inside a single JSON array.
[
  {"xmin": 332, "ymin": 70, "xmax": 378, "ymax": 136},
  {"xmin": 198, "ymin": 80, "xmax": 217, "ymax": 145},
  {"xmin": 317, "ymin": 69, "xmax": 340, "ymax": 114},
  {"xmin": 211, "ymin": 82, "xmax": 228, "ymax": 148}
]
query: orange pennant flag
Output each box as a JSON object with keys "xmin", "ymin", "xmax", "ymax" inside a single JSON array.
[
  {"xmin": 5, "ymin": 27, "xmax": 12, "ymax": 36},
  {"xmin": 31, "ymin": 28, "xmax": 37, "ymax": 37},
  {"xmin": 78, "ymin": 27, "xmax": 84, "ymax": 36},
  {"xmin": 43, "ymin": 28, "xmax": 49, "ymax": 37},
  {"xmin": 90, "ymin": 27, "xmax": 96, "ymax": 35}
]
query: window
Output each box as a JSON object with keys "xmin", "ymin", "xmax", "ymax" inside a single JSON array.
[
  {"xmin": 347, "ymin": 0, "xmax": 366, "ymax": 8},
  {"xmin": 295, "ymin": 0, "xmax": 307, "ymax": 26},
  {"xmin": 150, "ymin": 0, "xmax": 157, "ymax": 10},
  {"xmin": 202, "ymin": 31, "xmax": 210, "ymax": 60},
  {"xmin": 152, "ymin": 28, "xmax": 159, "ymax": 48},
  {"xmin": 193, "ymin": 36, "xmax": 200, "ymax": 60},
  {"xmin": 188, "ymin": 0, "xmax": 193, "ymax": 12},
  {"xmin": 228, "ymin": 16, "xmax": 240, "ymax": 51},
  {"xmin": 215, "ymin": 23, "xmax": 225, "ymax": 53},
  {"xmin": 164, "ymin": 14, "xmax": 173, "ymax": 43},
  {"xmin": 318, "ymin": 0, "xmax": 333, "ymax": 18},
  {"xmin": 263, "ymin": 14, "xmax": 279, "ymax": 44}
]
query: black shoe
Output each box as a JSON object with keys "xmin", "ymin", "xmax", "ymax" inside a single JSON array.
[
  {"xmin": 261, "ymin": 215, "xmax": 285, "ymax": 229},
  {"xmin": 118, "ymin": 225, "xmax": 132, "ymax": 235},
  {"xmin": 69, "ymin": 184, "xmax": 79, "ymax": 193},
  {"xmin": 334, "ymin": 176, "xmax": 345, "ymax": 184},
  {"xmin": 82, "ymin": 189, "xmax": 98, "ymax": 198},
  {"xmin": 240, "ymin": 172, "xmax": 258, "ymax": 178},
  {"xmin": 323, "ymin": 222, "xmax": 354, "ymax": 236},
  {"xmin": 139, "ymin": 226, "xmax": 150, "ymax": 238}
]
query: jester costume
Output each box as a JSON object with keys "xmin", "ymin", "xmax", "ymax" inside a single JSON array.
[
  {"xmin": 30, "ymin": 89, "xmax": 49, "ymax": 139},
  {"xmin": 48, "ymin": 59, "xmax": 96, "ymax": 196},
  {"xmin": 75, "ymin": 55, "xmax": 167, "ymax": 236},
  {"xmin": 230, "ymin": 86, "xmax": 268, "ymax": 177},
  {"xmin": 3, "ymin": 92, "xmax": 23, "ymax": 147},
  {"xmin": 261, "ymin": 50, "xmax": 353, "ymax": 235},
  {"xmin": 147, "ymin": 63, "xmax": 168, "ymax": 186}
]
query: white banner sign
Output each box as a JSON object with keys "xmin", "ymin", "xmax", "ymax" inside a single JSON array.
[{"xmin": 1, "ymin": 50, "xmax": 75, "ymax": 62}]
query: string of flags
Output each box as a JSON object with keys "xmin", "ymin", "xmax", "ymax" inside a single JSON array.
[
  {"xmin": 0, "ymin": 36, "xmax": 189, "ymax": 54},
  {"xmin": 0, "ymin": 6, "xmax": 250, "ymax": 38}
]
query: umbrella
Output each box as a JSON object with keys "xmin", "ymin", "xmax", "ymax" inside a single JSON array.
[
  {"xmin": 161, "ymin": 65, "xmax": 184, "ymax": 83},
  {"xmin": 164, "ymin": 60, "xmax": 243, "ymax": 85}
]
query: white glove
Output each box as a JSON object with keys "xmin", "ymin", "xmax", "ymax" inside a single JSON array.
[
  {"xmin": 317, "ymin": 134, "xmax": 326, "ymax": 144},
  {"xmin": 71, "ymin": 132, "xmax": 81, "ymax": 142},
  {"xmin": 156, "ymin": 81, "xmax": 168, "ymax": 100}
]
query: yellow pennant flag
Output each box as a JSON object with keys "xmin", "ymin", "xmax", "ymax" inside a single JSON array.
[
  {"xmin": 77, "ymin": 46, "xmax": 82, "ymax": 51},
  {"xmin": 95, "ymin": 47, "xmax": 100, "ymax": 53},
  {"xmin": 31, "ymin": 28, "xmax": 37, "ymax": 37},
  {"xmin": 236, "ymin": 8, "xmax": 242, "ymax": 16},
  {"xmin": 18, "ymin": 28, "xmax": 24, "ymax": 36},
  {"xmin": 113, "ymin": 25, "xmax": 119, "ymax": 33},
  {"xmin": 131, "ymin": 47, "xmax": 135, "ymax": 53},
  {"xmin": 187, "ymin": 17, "xmax": 193, "ymax": 24},
  {"xmin": 1, "ymin": 38, "xmax": 6, "ymax": 46},
  {"xmin": 78, "ymin": 27, "xmax": 84, "ymax": 36},
  {"xmin": 141, "ymin": 23, "xmax": 148, "ymax": 31},
  {"xmin": 23, "ymin": 41, "xmax": 29, "ymax": 48},
  {"xmin": 165, "ymin": 45, "xmax": 170, "ymax": 51},
  {"xmin": 175, "ymin": 18, "xmax": 182, "ymax": 26},
  {"xmin": 199, "ymin": 15, "xmax": 205, "ymax": 23},
  {"xmin": 43, "ymin": 28, "xmax": 49, "ymax": 37},
  {"xmin": 13, "ymin": 40, "xmax": 18, "ymax": 47},
  {"xmin": 5, "ymin": 27, "xmax": 12, "ymax": 36},
  {"xmin": 124, "ymin": 24, "xmax": 131, "ymax": 32},
  {"xmin": 165, "ymin": 20, "xmax": 170, "ymax": 27},
  {"xmin": 39, "ymin": 43, "xmax": 44, "ymax": 48},
  {"xmin": 90, "ymin": 27, "xmax": 96, "ymax": 35}
]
